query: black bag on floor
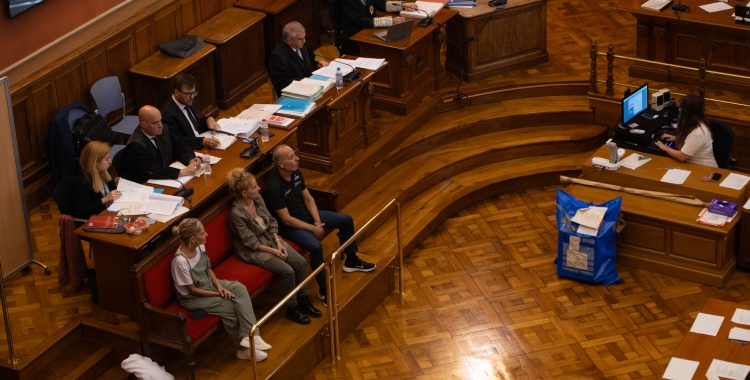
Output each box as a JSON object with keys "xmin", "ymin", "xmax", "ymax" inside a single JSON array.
[{"xmin": 72, "ymin": 114, "xmax": 116, "ymax": 155}]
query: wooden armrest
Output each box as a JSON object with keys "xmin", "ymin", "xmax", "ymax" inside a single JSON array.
[
  {"xmin": 141, "ymin": 300, "xmax": 191, "ymax": 345},
  {"xmin": 308, "ymin": 188, "xmax": 339, "ymax": 212}
]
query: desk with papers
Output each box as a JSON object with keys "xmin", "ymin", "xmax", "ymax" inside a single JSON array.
[
  {"xmin": 76, "ymin": 125, "xmax": 295, "ymax": 317},
  {"xmin": 566, "ymin": 145, "xmax": 750, "ymax": 287},
  {"xmin": 663, "ymin": 299, "xmax": 750, "ymax": 380}
]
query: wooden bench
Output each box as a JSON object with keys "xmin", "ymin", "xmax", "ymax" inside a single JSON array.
[{"xmin": 133, "ymin": 188, "xmax": 338, "ymax": 379}]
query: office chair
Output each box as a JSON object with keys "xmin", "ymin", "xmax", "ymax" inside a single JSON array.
[
  {"xmin": 90, "ymin": 76, "xmax": 139, "ymax": 135},
  {"xmin": 709, "ymin": 120, "xmax": 735, "ymax": 169}
]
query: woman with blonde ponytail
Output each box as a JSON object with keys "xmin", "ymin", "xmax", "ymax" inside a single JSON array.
[{"xmin": 170, "ymin": 218, "xmax": 271, "ymax": 362}]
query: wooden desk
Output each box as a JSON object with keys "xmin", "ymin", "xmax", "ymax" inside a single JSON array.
[
  {"xmin": 445, "ymin": 0, "xmax": 548, "ymax": 82},
  {"xmin": 129, "ymin": 44, "xmax": 218, "ymax": 118},
  {"xmin": 233, "ymin": 0, "xmax": 320, "ymax": 59},
  {"xmin": 188, "ymin": 8, "xmax": 267, "ymax": 110},
  {"xmin": 351, "ymin": 9, "xmax": 458, "ymax": 115},
  {"xmin": 568, "ymin": 146, "xmax": 750, "ymax": 287},
  {"xmin": 582, "ymin": 145, "xmax": 750, "ymax": 205},
  {"xmin": 296, "ymin": 59, "xmax": 385, "ymax": 174},
  {"xmin": 76, "ymin": 127, "xmax": 295, "ymax": 317},
  {"xmin": 741, "ymin": 207, "xmax": 750, "ymax": 270},
  {"xmin": 664, "ymin": 299, "xmax": 750, "ymax": 379},
  {"xmin": 615, "ymin": 0, "xmax": 750, "ymax": 93}
]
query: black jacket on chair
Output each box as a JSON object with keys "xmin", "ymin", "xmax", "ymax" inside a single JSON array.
[
  {"xmin": 266, "ymin": 41, "xmax": 318, "ymax": 97},
  {"xmin": 161, "ymin": 98, "xmax": 210, "ymax": 151},
  {"xmin": 70, "ymin": 172, "xmax": 116, "ymax": 220},
  {"xmin": 120, "ymin": 126, "xmax": 195, "ymax": 184}
]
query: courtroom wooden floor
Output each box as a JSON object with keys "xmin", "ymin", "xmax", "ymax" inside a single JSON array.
[{"xmin": 4, "ymin": 0, "xmax": 750, "ymax": 377}]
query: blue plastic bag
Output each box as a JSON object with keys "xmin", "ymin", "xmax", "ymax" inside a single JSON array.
[{"xmin": 555, "ymin": 189, "xmax": 622, "ymax": 285}]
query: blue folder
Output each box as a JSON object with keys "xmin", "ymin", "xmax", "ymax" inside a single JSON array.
[{"xmin": 276, "ymin": 96, "xmax": 314, "ymax": 112}]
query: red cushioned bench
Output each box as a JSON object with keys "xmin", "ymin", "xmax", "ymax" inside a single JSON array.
[{"xmin": 134, "ymin": 188, "xmax": 339, "ymax": 379}]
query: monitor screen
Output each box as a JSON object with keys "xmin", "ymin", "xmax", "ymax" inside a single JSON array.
[{"xmin": 622, "ymin": 83, "xmax": 649, "ymax": 125}]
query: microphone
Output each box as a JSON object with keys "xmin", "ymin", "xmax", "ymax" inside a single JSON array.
[
  {"xmin": 671, "ymin": 0, "xmax": 689, "ymax": 13},
  {"xmin": 315, "ymin": 54, "xmax": 362, "ymax": 81},
  {"xmin": 400, "ymin": 3, "xmax": 434, "ymax": 27},
  {"xmin": 148, "ymin": 171, "xmax": 194, "ymax": 200}
]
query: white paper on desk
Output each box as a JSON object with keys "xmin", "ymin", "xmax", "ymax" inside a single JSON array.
[
  {"xmin": 706, "ymin": 359, "xmax": 750, "ymax": 380},
  {"xmin": 109, "ymin": 202, "xmax": 147, "ymax": 215},
  {"xmin": 355, "ymin": 57, "xmax": 386, "ymax": 70},
  {"xmin": 661, "ymin": 169, "xmax": 691, "ymax": 184},
  {"xmin": 147, "ymin": 164, "xmax": 194, "ymax": 189},
  {"xmin": 732, "ymin": 308, "xmax": 750, "ymax": 325},
  {"xmin": 719, "ymin": 173, "xmax": 750, "ymax": 190},
  {"xmin": 139, "ymin": 199, "xmax": 180, "ymax": 216},
  {"xmin": 700, "ymin": 2, "xmax": 732, "ymax": 12},
  {"xmin": 116, "ymin": 178, "xmax": 153, "ymax": 193},
  {"xmin": 148, "ymin": 206, "xmax": 189, "ymax": 223},
  {"xmin": 663, "ymin": 357, "xmax": 700, "ymax": 380},
  {"xmin": 332, "ymin": 58, "xmax": 359, "ymax": 67},
  {"xmin": 728, "ymin": 327, "xmax": 750, "ymax": 342},
  {"xmin": 198, "ymin": 131, "xmax": 236, "ymax": 150},
  {"xmin": 193, "ymin": 152, "xmax": 222, "ymax": 165},
  {"xmin": 744, "ymin": 198, "xmax": 750, "ymax": 210},
  {"xmin": 618, "ymin": 153, "xmax": 651, "ymax": 170},
  {"xmin": 313, "ymin": 63, "xmax": 353, "ymax": 78},
  {"xmin": 113, "ymin": 190, "xmax": 150, "ymax": 203},
  {"xmin": 236, "ymin": 104, "xmax": 282, "ymax": 121},
  {"xmin": 216, "ymin": 117, "xmax": 259, "ymax": 137},
  {"xmin": 689, "ymin": 313, "xmax": 724, "ymax": 336},
  {"xmin": 571, "ymin": 206, "xmax": 607, "ymax": 230}
]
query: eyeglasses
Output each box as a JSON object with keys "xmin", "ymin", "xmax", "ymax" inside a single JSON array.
[{"xmin": 179, "ymin": 89, "xmax": 198, "ymax": 97}]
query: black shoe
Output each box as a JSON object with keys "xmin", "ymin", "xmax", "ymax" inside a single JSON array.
[
  {"xmin": 318, "ymin": 290, "xmax": 327, "ymax": 308},
  {"xmin": 343, "ymin": 257, "xmax": 376, "ymax": 273},
  {"xmin": 286, "ymin": 306, "xmax": 310, "ymax": 325},
  {"xmin": 297, "ymin": 295, "xmax": 322, "ymax": 318}
]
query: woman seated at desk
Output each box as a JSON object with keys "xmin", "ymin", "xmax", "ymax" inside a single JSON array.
[
  {"xmin": 171, "ymin": 218, "xmax": 271, "ymax": 362},
  {"xmin": 338, "ymin": 0, "xmax": 415, "ymax": 56},
  {"xmin": 655, "ymin": 95, "xmax": 718, "ymax": 168},
  {"xmin": 71, "ymin": 141, "xmax": 122, "ymax": 219}
]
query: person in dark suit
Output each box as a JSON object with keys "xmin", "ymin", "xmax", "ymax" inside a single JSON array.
[
  {"xmin": 120, "ymin": 105, "xmax": 201, "ymax": 184},
  {"xmin": 161, "ymin": 73, "xmax": 220, "ymax": 150},
  {"xmin": 266, "ymin": 21, "xmax": 329, "ymax": 98},
  {"xmin": 338, "ymin": 0, "xmax": 412, "ymax": 56},
  {"xmin": 71, "ymin": 141, "xmax": 121, "ymax": 219}
]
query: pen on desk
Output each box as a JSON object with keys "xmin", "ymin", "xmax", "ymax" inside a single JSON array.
[
  {"xmin": 728, "ymin": 339, "xmax": 747, "ymax": 345},
  {"xmin": 657, "ymin": 168, "xmax": 679, "ymax": 170}
]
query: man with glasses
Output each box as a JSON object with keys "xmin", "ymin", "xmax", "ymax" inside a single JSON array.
[
  {"xmin": 266, "ymin": 21, "xmax": 329, "ymax": 98},
  {"xmin": 161, "ymin": 73, "xmax": 220, "ymax": 150}
]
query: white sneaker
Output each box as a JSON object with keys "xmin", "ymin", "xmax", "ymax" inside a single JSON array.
[
  {"xmin": 236, "ymin": 348, "xmax": 267, "ymax": 362},
  {"xmin": 254, "ymin": 335, "xmax": 272, "ymax": 351}
]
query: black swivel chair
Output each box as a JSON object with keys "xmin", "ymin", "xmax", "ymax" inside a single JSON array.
[{"xmin": 709, "ymin": 120, "xmax": 735, "ymax": 169}]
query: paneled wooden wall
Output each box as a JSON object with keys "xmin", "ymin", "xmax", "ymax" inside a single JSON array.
[{"xmin": 10, "ymin": 0, "xmax": 236, "ymax": 209}]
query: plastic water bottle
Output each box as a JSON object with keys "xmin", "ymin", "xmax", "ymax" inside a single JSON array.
[
  {"xmin": 260, "ymin": 119, "xmax": 269, "ymax": 143},
  {"xmin": 202, "ymin": 149, "xmax": 212, "ymax": 175},
  {"xmin": 335, "ymin": 67, "xmax": 344, "ymax": 89}
]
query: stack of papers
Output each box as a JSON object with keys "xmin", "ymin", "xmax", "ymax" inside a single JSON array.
[
  {"xmin": 641, "ymin": 0, "xmax": 672, "ymax": 10},
  {"xmin": 198, "ymin": 131, "xmax": 236, "ymax": 150},
  {"xmin": 108, "ymin": 179, "xmax": 185, "ymax": 216},
  {"xmin": 707, "ymin": 359, "xmax": 750, "ymax": 380},
  {"xmin": 275, "ymin": 96, "xmax": 315, "ymax": 118},
  {"xmin": 236, "ymin": 104, "xmax": 283, "ymax": 121},
  {"xmin": 312, "ymin": 62, "xmax": 353, "ymax": 79},
  {"xmin": 265, "ymin": 115, "xmax": 294, "ymax": 127},
  {"xmin": 696, "ymin": 208, "xmax": 736, "ymax": 227},
  {"xmin": 400, "ymin": 1, "xmax": 445, "ymax": 18},
  {"xmin": 300, "ymin": 77, "xmax": 335, "ymax": 92},
  {"xmin": 732, "ymin": 308, "xmax": 750, "ymax": 324},
  {"xmin": 332, "ymin": 57, "xmax": 385, "ymax": 71},
  {"xmin": 281, "ymin": 81, "xmax": 325, "ymax": 101},
  {"xmin": 216, "ymin": 117, "xmax": 259, "ymax": 137}
]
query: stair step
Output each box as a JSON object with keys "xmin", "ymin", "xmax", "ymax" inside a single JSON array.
[
  {"xmin": 343, "ymin": 124, "xmax": 606, "ymax": 227},
  {"xmin": 96, "ymin": 365, "xmax": 130, "ymax": 380},
  {"xmin": 31, "ymin": 340, "xmax": 112, "ymax": 380}
]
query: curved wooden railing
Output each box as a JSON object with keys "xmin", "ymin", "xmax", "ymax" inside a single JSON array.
[{"xmin": 588, "ymin": 41, "xmax": 750, "ymax": 108}]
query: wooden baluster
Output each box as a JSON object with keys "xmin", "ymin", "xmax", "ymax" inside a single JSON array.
[
  {"xmin": 607, "ymin": 43, "xmax": 615, "ymax": 96},
  {"xmin": 590, "ymin": 41, "xmax": 598, "ymax": 93},
  {"xmin": 699, "ymin": 59, "xmax": 706, "ymax": 101}
]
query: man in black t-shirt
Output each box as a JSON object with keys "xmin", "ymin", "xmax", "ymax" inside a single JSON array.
[{"xmin": 262, "ymin": 144, "xmax": 375, "ymax": 306}]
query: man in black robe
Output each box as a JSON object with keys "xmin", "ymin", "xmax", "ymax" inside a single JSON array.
[
  {"xmin": 161, "ymin": 73, "xmax": 220, "ymax": 150},
  {"xmin": 337, "ymin": 0, "xmax": 410, "ymax": 56},
  {"xmin": 266, "ymin": 21, "xmax": 329, "ymax": 98}
]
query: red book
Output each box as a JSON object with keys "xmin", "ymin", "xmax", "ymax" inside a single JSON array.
[{"xmin": 86, "ymin": 215, "xmax": 119, "ymax": 229}]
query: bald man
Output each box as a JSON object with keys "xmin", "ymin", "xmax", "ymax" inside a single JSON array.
[{"xmin": 119, "ymin": 105, "xmax": 200, "ymax": 184}]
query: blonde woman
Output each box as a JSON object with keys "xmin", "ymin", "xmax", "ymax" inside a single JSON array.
[
  {"xmin": 170, "ymin": 218, "xmax": 271, "ymax": 361},
  {"xmin": 226, "ymin": 168, "xmax": 321, "ymax": 325},
  {"xmin": 71, "ymin": 141, "xmax": 121, "ymax": 219}
]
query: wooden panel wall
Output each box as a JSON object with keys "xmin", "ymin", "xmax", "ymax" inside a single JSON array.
[{"xmin": 10, "ymin": 0, "xmax": 234, "ymax": 209}]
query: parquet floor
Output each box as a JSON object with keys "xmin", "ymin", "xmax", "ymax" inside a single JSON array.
[{"xmin": 305, "ymin": 185, "xmax": 750, "ymax": 380}]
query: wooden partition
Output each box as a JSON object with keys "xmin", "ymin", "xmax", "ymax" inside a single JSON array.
[
  {"xmin": 9, "ymin": 0, "xmax": 235, "ymax": 210},
  {"xmin": 0, "ymin": 77, "xmax": 34, "ymax": 280}
]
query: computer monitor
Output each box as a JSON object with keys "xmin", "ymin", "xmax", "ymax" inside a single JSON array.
[{"xmin": 622, "ymin": 83, "xmax": 649, "ymax": 126}]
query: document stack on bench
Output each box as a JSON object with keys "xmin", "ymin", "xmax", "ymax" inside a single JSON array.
[
  {"xmin": 275, "ymin": 96, "xmax": 315, "ymax": 118},
  {"xmin": 281, "ymin": 80, "xmax": 325, "ymax": 101}
]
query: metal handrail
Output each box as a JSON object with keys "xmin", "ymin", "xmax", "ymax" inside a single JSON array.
[
  {"xmin": 594, "ymin": 79, "xmax": 750, "ymax": 109},
  {"xmin": 1, "ymin": 262, "xmax": 19, "ymax": 367},
  {"xmin": 246, "ymin": 198, "xmax": 404, "ymax": 378},
  {"xmin": 596, "ymin": 53, "xmax": 750, "ymax": 80},
  {"xmin": 327, "ymin": 199, "xmax": 403, "ymax": 362},
  {"xmin": 248, "ymin": 263, "xmax": 331, "ymax": 379}
]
